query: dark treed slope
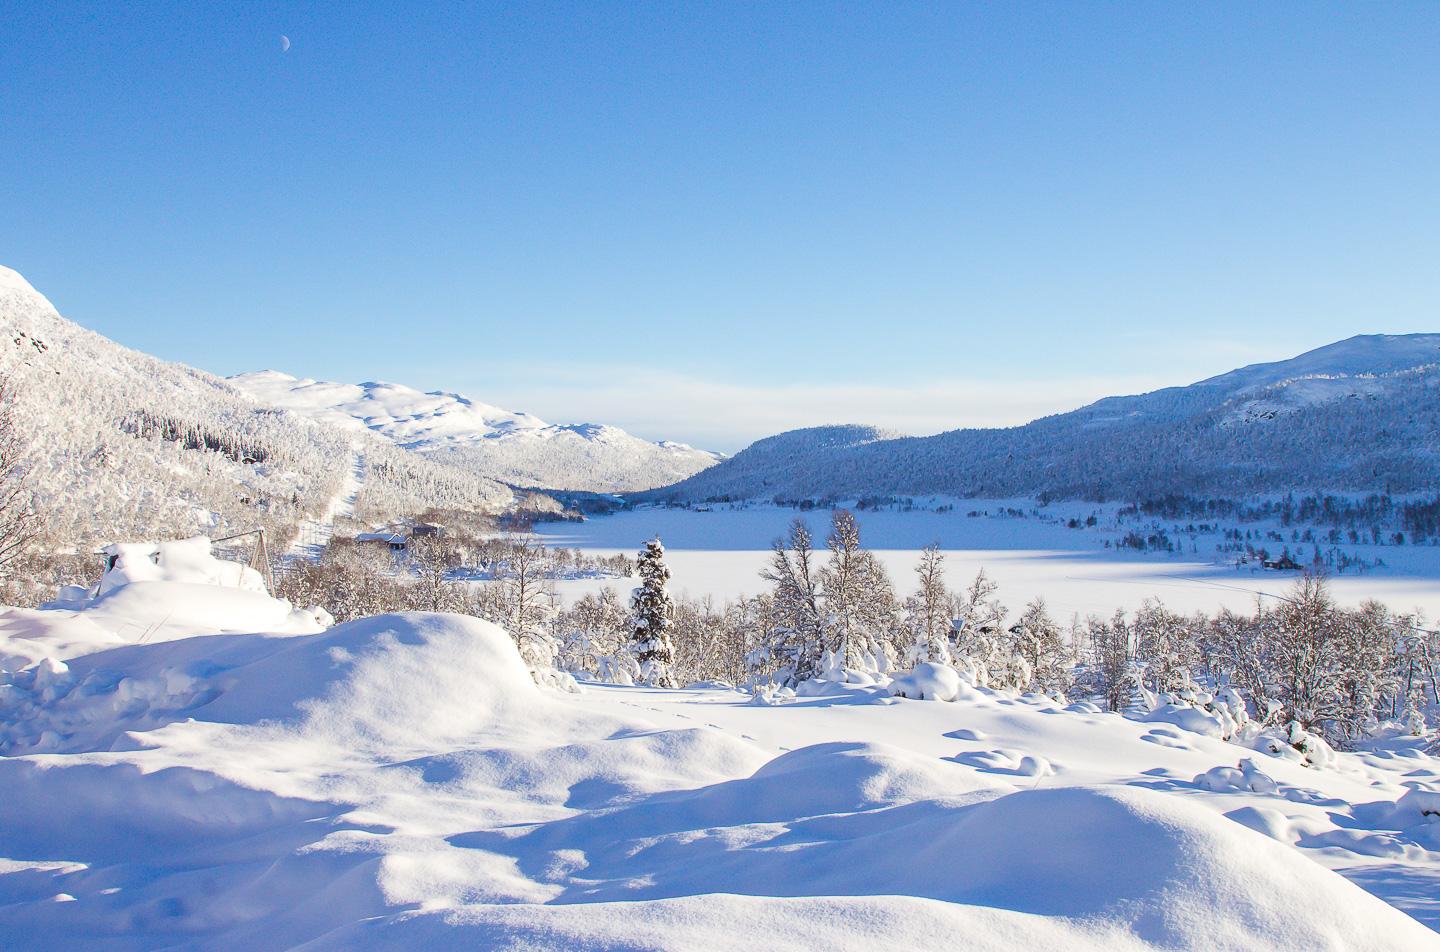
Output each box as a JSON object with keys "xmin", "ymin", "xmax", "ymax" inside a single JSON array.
[{"xmin": 644, "ymin": 335, "xmax": 1440, "ymax": 503}]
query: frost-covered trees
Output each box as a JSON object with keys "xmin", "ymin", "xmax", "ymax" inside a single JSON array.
[
  {"xmin": 1088, "ymin": 610, "xmax": 1135, "ymax": 711},
  {"xmin": 1268, "ymin": 576, "xmax": 1342, "ymax": 730},
  {"xmin": 559, "ymin": 587, "xmax": 635, "ymax": 683},
  {"xmin": 1194, "ymin": 576, "xmax": 1434, "ymax": 745},
  {"xmin": 1396, "ymin": 616, "xmax": 1435, "ymax": 737},
  {"xmin": 760, "ymin": 519, "xmax": 828, "ymax": 685},
  {"xmin": 818, "ymin": 510, "xmax": 897, "ymax": 678},
  {"xmin": 757, "ymin": 512, "xmax": 904, "ymax": 684},
  {"xmin": 952, "ymin": 569, "xmax": 1013, "ymax": 688},
  {"xmin": 407, "ymin": 536, "xmax": 465, "ymax": 613},
  {"xmin": 496, "ymin": 535, "xmax": 561, "ymax": 673},
  {"xmin": 1011, "ymin": 599, "xmax": 1070, "ymax": 695},
  {"xmin": 631, "ymin": 537, "xmax": 676, "ymax": 687},
  {"xmin": 1207, "ymin": 604, "xmax": 1278, "ymax": 725},
  {"xmin": 903, "ymin": 544, "xmax": 953, "ymax": 666},
  {"xmin": 1332, "ymin": 601, "xmax": 1400, "ymax": 743},
  {"xmin": 1133, "ymin": 599, "xmax": 1200, "ymax": 695},
  {"xmin": 0, "ymin": 377, "xmax": 36, "ymax": 573}
]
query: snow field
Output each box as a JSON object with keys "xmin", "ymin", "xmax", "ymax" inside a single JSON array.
[
  {"xmin": 533, "ymin": 505, "xmax": 1440, "ymax": 619},
  {"xmin": 0, "ymin": 651, "xmax": 1430, "ymax": 945},
  {"xmin": 1, "ymin": 542, "xmax": 1438, "ymax": 948}
]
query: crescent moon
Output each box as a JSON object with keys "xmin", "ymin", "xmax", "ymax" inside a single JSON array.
[{"xmin": 280, "ymin": 35, "xmax": 291, "ymax": 52}]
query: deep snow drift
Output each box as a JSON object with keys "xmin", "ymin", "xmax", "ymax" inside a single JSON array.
[{"xmin": 1, "ymin": 549, "xmax": 1438, "ymax": 949}]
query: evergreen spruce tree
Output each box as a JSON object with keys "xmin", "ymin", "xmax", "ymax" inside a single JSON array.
[{"xmin": 631, "ymin": 536, "xmax": 677, "ymax": 687}]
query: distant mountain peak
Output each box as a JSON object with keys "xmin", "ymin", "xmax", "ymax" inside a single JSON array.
[
  {"xmin": 0, "ymin": 265, "xmax": 42, "ymax": 298},
  {"xmin": 230, "ymin": 370, "xmax": 719, "ymax": 493}
]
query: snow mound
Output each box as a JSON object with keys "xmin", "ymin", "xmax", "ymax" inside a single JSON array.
[
  {"xmin": 98, "ymin": 537, "xmax": 267, "ymax": 595},
  {"xmin": 1195, "ymin": 759, "xmax": 1280, "ymax": 795},
  {"xmin": 1144, "ymin": 700, "xmax": 1228, "ymax": 738},
  {"xmin": 0, "ymin": 613, "xmax": 546, "ymax": 755},
  {"xmin": 319, "ymin": 893, "xmax": 1153, "ymax": 952},
  {"xmin": 890, "ymin": 661, "xmax": 975, "ymax": 701},
  {"xmin": 954, "ymin": 748, "xmax": 1056, "ymax": 777},
  {"xmin": 479, "ymin": 758, "xmax": 1433, "ymax": 951}
]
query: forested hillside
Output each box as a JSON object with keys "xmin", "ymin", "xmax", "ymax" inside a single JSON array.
[
  {"xmin": 0, "ymin": 266, "xmax": 517, "ymax": 557},
  {"xmin": 648, "ymin": 335, "xmax": 1440, "ymax": 503}
]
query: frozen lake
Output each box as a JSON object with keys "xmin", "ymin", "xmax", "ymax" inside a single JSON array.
[{"xmin": 533, "ymin": 504, "xmax": 1440, "ymax": 620}]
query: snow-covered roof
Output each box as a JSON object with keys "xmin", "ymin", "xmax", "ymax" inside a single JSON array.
[{"xmin": 356, "ymin": 531, "xmax": 407, "ymax": 544}]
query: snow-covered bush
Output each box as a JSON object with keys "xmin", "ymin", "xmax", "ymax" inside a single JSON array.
[
  {"xmin": 889, "ymin": 662, "xmax": 968, "ymax": 702},
  {"xmin": 1194, "ymin": 758, "xmax": 1280, "ymax": 795},
  {"xmin": 1254, "ymin": 720, "xmax": 1338, "ymax": 769},
  {"xmin": 1143, "ymin": 684, "xmax": 1251, "ymax": 741}
]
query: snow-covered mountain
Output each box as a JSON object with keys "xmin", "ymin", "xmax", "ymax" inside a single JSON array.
[
  {"xmin": 647, "ymin": 334, "xmax": 1440, "ymax": 503},
  {"xmin": 230, "ymin": 370, "xmax": 721, "ymax": 493},
  {"xmin": 0, "ymin": 266, "xmax": 518, "ymax": 551}
]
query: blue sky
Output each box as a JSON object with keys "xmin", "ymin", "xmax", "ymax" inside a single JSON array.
[{"xmin": 3, "ymin": 3, "xmax": 1438, "ymax": 451}]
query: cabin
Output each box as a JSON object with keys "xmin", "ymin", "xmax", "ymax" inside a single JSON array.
[
  {"xmin": 356, "ymin": 531, "xmax": 409, "ymax": 553},
  {"xmin": 409, "ymin": 522, "xmax": 446, "ymax": 539},
  {"xmin": 1261, "ymin": 556, "xmax": 1303, "ymax": 571}
]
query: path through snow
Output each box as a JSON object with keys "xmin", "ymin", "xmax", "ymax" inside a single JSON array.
[{"xmin": 287, "ymin": 444, "xmax": 364, "ymax": 561}]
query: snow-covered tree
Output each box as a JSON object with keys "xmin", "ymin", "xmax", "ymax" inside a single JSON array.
[
  {"xmin": 1132, "ymin": 598, "xmax": 1199, "ymax": 695},
  {"xmin": 1270, "ymin": 575, "xmax": 1342, "ymax": 730},
  {"xmin": 1332, "ymin": 600, "xmax": 1400, "ymax": 743},
  {"xmin": 903, "ymin": 544, "xmax": 953, "ymax": 666},
  {"xmin": 1010, "ymin": 598, "xmax": 1070, "ymax": 695},
  {"xmin": 818, "ymin": 509, "xmax": 897, "ymax": 678},
  {"xmin": 631, "ymin": 536, "xmax": 676, "ymax": 687},
  {"xmin": 1396, "ymin": 613, "xmax": 1434, "ymax": 737},
  {"xmin": 0, "ymin": 377, "xmax": 36, "ymax": 574},
  {"xmin": 760, "ymin": 519, "xmax": 827, "ymax": 685},
  {"xmin": 952, "ymin": 569, "xmax": 1011, "ymax": 687},
  {"xmin": 495, "ymin": 535, "xmax": 560, "ymax": 675},
  {"xmin": 1089, "ymin": 609, "xmax": 1135, "ymax": 711},
  {"xmin": 407, "ymin": 535, "xmax": 464, "ymax": 613},
  {"xmin": 559, "ymin": 587, "xmax": 634, "ymax": 682}
]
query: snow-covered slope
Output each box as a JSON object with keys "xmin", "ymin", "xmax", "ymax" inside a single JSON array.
[
  {"xmin": 649, "ymin": 334, "xmax": 1440, "ymax": 502},
  {"xmin": 0, "ymin": 266, "xmax": 517, "ymax": 552},
  {"xmin": 231, "ymin": 370, "xmax": 720, "ymax": 493},
  {"xmin": 1, "ymin": 571, "xmax": 1437, "ymax": 948}
]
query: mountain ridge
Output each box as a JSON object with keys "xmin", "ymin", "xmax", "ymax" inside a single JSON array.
[
  {"xmin": 644, "ymin": 334, "xmax": 1440, "ymax": 503},
  {"xmin": 229, "ymin": 370, "xmax": 720, "ymax": 493},
  {"xmin": 0, "ymin": 265, "xmax": 519, "ymax": 549}
]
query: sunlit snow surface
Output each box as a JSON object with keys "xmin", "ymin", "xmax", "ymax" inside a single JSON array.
[{"xmin": 2, "ymin": 565, "xmax": 1440, "ymax": 949}]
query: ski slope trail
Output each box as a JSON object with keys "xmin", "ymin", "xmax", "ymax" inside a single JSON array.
[{"xmin": 287, "ymin": 444, "xmax": 365, "ymax": 561}]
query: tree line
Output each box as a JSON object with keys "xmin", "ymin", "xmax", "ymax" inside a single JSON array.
[{"xmin": 272, "ymin": 508, "xmax": 1437, "ymax": 751}]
